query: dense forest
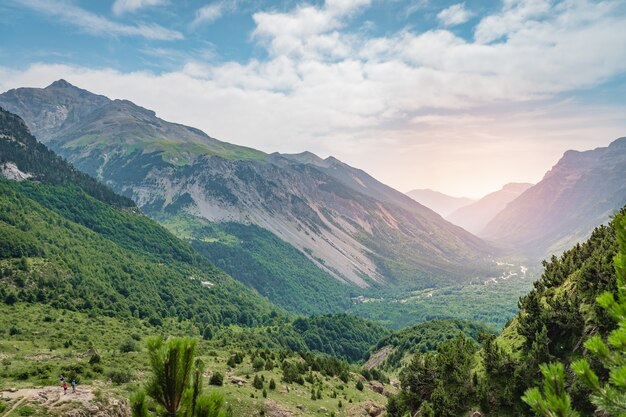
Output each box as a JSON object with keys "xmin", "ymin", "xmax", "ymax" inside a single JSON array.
[
  {"xmin": 158, "ymin": 214, "xmax": 357, "ymax": 315},
  {"xmin": 0, "ymin": 107, "xmax": 133, "ymax": 207}
]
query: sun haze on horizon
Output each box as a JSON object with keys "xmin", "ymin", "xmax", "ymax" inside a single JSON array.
[{"xmin": 2, "ymin": 0, "xmax": 626, "ymax": 197}]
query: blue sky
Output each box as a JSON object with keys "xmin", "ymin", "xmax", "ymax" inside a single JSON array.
[{"xmin": 2, "ymin": 0, "xmax": 626, "ymax": 197}]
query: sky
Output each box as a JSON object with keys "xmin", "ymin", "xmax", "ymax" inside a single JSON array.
[{"xmin": 1, "ymin": 0, "xmax": 626, "ymax": 198}]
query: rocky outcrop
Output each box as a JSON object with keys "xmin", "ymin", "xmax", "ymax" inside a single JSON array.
[
  {"xmin": 0, "ymin": 162, "xmax": 32, "ymax": 181},
  {"xmin": 364, "ymin": 346, "xmax": 393, "ymax": 369},
  {"xmin": 368, "ymin": 381, "xmax": 384, "ymax": 395}
]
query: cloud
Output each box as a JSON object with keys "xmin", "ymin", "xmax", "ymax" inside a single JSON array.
[
  {"xmin": 252, "ymin": 0, "xmax": 370, "ymax": 57},
  {"xmin": 3, "ymin": 0, "xmax": 626, "ymax": 195},
  {"xmin": 192, "ymin": 1, "xmax": 238, "ymax": 27},
  {"xmin": 17, "ymin": 0, "xmax": 182, "ymax": 40},
  {"xmin": 474, "ymin": 0, "xmax": 551, "ymax": 43},
  {"xmin": 437, "ymin": 3, "xmax": 472, "ymax": 26},
  {"xmin": 112, "ymin": 0, "xmax": 166, "ymax": 15}
]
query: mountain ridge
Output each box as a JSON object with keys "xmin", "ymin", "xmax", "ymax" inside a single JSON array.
[
  {"xmin": 406, "ymin": 188, "xmax": 476, "ymax": 217},
  {"xmin": 447, "ymin": 182, "xmax": 533, "ymax": 235},
  {"xmin": 0, "ymin": 80, "xmax": 501, "ymax": 312},
  {"xmin": 482, "ymin": 137, "xmax": 626, "ymax": 258}
]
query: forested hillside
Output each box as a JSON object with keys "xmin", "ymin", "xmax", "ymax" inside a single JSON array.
[
  {"xmin": 0, "ymin": 107, "xmax": 397, "ymax": 364},
  {"xmin": 0, "ymin": 107, "xmax": 285, "ymax": 329},
  {"xmin": 387, "ymin": 207, "xmax": 626, "ymax": 416},
  {"xmin": 159, "ymin": 214, "xmax": 357, "ymax": 315}
]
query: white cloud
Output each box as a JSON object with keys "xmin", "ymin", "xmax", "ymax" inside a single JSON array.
[
  {"xmin": 192, "ymin": 1, "xmax": 238, "ymax": 27},
  {"xmin": 17, "ymin": 0, "xmax": 182, "ymax": 40},
  {"xmin": 437, "ymin": 3, "xmax": 472, "ymax": 26},
  {"xmin": 3, "ymin": 0, "xmax": 626, "ymax": 195},
  {"xmin": 474, "ymin": 0, "xmax": 551, "ymax": 43},
  {"xmin": 112, "ymin": 0, "xmax": 166, "ymax": 15},
  {"xmin": 252, "ymin": 0, "xmax": 370, "ymax": 57}
]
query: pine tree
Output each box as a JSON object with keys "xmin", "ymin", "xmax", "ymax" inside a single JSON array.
[
  {"xmin": 571, "ymin": 213, "xmax": 626, "ymax": 416},
  {"xmin": 521, "ymin": 362, "xmax": 579, "ymax": 417},
  {"xmin": 418, "ymin": 401, "xmax": 435, "ymax": 417},
  {"xmin": 253, "ymin": 375, "xmax": 264, "ymax": 390},
  {"xmin": 130, "ymin": 336, "xmax": 226, "ymax": 417},
  {"xmin": 523, "ymin": 212, "xmax": 626, "ymax": 417}
]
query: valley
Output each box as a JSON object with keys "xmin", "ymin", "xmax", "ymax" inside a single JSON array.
[
  {"xmin": 3, "ymin": 2, "xmax": 626, "ymax": 416},
  {"xmin": 1, "ymin": 83, "xmax": 625, "ymax": 417}
]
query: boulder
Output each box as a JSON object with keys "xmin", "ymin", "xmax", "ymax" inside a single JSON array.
[
  {"xmin": 230, "ymin": 376, "xmax": 247, "ymax": 385},
  {"xmin": 369, "ymin": 381, "xmax": 384, "ymax": 394},
  {"xmin": 366, "ymin": 403, "xmax": 383, "ymax": 417}
]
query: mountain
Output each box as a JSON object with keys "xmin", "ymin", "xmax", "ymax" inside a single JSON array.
[
  {"xmin": 482, "ymin": 139, "xmax": 626, "ymax": 258},
  {"xmin": 0, "ymin": 106, "xmax": 284, "ymax": 328},
  {"xmin": 446, "ymin": 182, "xmax": 533, "ymax": 235},
  {"xmin": 0, "ymin": 81, "xmax": 500, "ymax": 311},
  {"xmin": 406, "ymin": 189, "xmax": 475, "ymax": 217}
]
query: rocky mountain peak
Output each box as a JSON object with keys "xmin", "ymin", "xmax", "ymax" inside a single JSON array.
[{"xmin": 47, "ymin": 79, "xmax": 74, "ymax": 89}]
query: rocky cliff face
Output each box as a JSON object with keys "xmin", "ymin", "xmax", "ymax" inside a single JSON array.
[
  {"xmin": 482, "ymin": 138, "xmax": 626, "ymax": 258},
  {"xmin": 0, "ymin": 81, "xmax": 498, "ymax": 289}
]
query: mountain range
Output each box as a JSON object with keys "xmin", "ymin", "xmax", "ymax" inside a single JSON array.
[
  {"xmin": 405, "ymin": 188, "xmax": 475, "ymax": 217},
  {"xmin": 0, "ymin": 81, "xmax": 498, "ymax": 315},
  {"xmin": 482, "ymin": 138, "xmax": 626, "ymax": 257},
  {"xmin": 447, "ymin": 182, "xmax": 533, "ymax": 235}
]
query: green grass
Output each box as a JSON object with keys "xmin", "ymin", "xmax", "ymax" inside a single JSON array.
[
  {"xmin": 63, "ymin": 134, "xmax": 266, "ymax": 166},
  {"xmin": 0, "ymin": 303, "xmax": 391, "ymax": 417}
]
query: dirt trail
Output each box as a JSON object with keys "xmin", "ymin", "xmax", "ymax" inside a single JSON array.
[
  {"xmin": 1, "ymin": 385, "xmax": 95, "ymax": 415},
  {"xmin": 364, "ymin": 346, "xmax": 393, "ymax": 369}
]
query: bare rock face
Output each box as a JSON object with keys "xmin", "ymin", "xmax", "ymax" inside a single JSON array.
[
  {"xmin": 364, "ymin": 346, "xmax": 393, "ymax": 370},
  {"xmin": 369, "ymin": 381, "xmax": 384, "ymax": 395},
  {"xmin": 0, "ymin": 162, "xmax": 32, "ymax": 181}
]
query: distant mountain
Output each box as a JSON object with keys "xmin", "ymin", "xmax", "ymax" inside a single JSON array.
[
  {"xmin": 0, "ymin": 81, "xmax": 499, "ymax": 309},
  {"xmin": 447, "ymin": 183, "xmax": 533, "ymax": 235},
  {"xmin": 0, "ymin": 106, "xmax": 283, "ymax": 327},
  {"xmin": 406, "ymin": 189, "xmax": 476, "ymax": 217},
  {"xmin": 482, "ymin": 138, "xmax": 626, "ymax": 257}
]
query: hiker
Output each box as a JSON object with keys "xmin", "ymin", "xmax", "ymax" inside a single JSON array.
[
  {"xmin": 71, "ymin": 379, "xmax": 76, "ymax": 393},
  {"xmin": 60, "ymin": 375, "xmax": 65, "ymax": 389},
  {"xmin": 63, "ymin": 381, "xmax": 68, "ymax": 395}
]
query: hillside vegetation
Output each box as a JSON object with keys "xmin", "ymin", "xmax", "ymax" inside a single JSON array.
[
  {"xmin": 387, "ymin": 207, "xmax": 626, "ymax": 416},
  {"xmin": 160, "ymin": 214, "xmax": 357, "ymax": 315}
]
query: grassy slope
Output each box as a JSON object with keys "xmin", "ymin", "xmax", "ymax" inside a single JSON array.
[{"xmin": 0, "ymin": 303, "xmax": 390, "ymax": 417}]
